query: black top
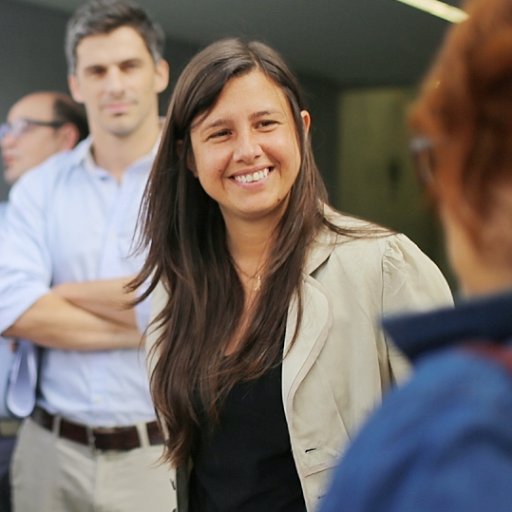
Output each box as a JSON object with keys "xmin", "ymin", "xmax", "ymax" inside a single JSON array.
[{"xmin": 189, "ymin": 360, "xmax": 306, "ymax": 511}]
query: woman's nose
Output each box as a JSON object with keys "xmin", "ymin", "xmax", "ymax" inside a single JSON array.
[{"xmin": 233, "ymin": 131, "xmax": 262, "ymax": 163}]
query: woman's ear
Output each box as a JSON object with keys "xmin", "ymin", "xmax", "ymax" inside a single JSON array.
[{"xmin": 300, "ymin": 110, "xmax": 311, "ymax": 134}]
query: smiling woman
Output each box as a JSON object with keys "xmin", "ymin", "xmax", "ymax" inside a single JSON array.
[
  {"xmin": 189, "ymin": 70, "xmax": 307, "ymax": 225},
  {"xmin": 131, "ymin": 37, "xmax": 453, "ymax": 512}
]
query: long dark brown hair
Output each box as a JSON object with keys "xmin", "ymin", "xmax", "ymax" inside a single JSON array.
[{"xmin": 132, "ymin": 38, "xmax": 373, "ymax": 467}]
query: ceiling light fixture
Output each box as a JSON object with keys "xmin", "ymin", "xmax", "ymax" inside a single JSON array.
[{"xmin": 396, "ymin": 0, "xmax": 468, "ymax": 23}]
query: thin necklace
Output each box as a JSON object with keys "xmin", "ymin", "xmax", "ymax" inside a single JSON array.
[{"xmin": 233, "ymin": 261, "xmax": 263, "ymax": 292}]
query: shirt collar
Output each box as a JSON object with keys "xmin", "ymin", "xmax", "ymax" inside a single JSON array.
[
  {"xmin": 382, "ymin": 289, "xmax": 512, "ymax": 362},
  {"xmin": 71, "ymin": 135, "xmax": 160, "ymax": 176},
  {"xmin": 68, "ymin": 136, "xmax": 93, "ymax": 168}
]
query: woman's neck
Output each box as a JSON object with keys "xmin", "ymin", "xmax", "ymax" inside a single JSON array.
[{"xmin": 225, "ymin": 216, "xmax": 275, "ymax": 276}]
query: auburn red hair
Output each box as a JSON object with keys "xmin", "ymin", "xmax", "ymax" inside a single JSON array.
[{"xmin": 409, "ymin": 0, "xmax": 512, "ymax": 265}]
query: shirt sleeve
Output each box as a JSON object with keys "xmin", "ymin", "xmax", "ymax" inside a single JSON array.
[
  {"xmin": 381, "ymin": 233, "xmax": 453, "ymax": 381},
  {"xmin": 0, "ymin": 170, "xmax": 53, "ymax": 334}
]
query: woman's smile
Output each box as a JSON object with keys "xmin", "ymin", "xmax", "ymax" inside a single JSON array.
[{"xmin": 231, "ymin": 166, "xmax": 272, "ymax": 185}]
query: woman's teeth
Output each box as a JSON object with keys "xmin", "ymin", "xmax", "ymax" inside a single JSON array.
[{"xmin": 234, "ymin": 167, "xmax": 269, "ymax": 184}]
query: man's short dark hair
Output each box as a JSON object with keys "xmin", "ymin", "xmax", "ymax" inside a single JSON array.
[
  {"xmin": 52, "ymin": 93, "xmax": 89, "ymax": 144},
  {"xmin": 65, "ymin": 0, "xmax": 165, "ymax": 74}
]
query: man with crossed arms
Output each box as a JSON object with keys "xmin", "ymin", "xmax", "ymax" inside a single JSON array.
[{"xmin": 0, "ymin": 1, "xmax": 175, "ymax": 510}]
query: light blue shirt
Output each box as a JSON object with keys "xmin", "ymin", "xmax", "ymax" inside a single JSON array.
[
  {"xmin": 0, "ymin": 201, "xmax": 16, "ymax": 420},
  {"xmin": 0, "ymin": 137, "xmax": 155, "ymax": 426}
]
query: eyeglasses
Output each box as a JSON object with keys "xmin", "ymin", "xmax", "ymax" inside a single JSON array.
[
  {"xmin": 410, "ymin": 135, "xmax": 436, "ymax": 190},
  {"xmin": 0, "ymin": 118, "xmax": 65, "ymax": 141}
]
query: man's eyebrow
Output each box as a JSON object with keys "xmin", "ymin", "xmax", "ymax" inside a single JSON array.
[
  {"xmin": 119, "ymin": 58, "xmax": 144, "ymax": 65},
  {"xmin": 84, "ymin": 63, "xmax": 106, "ymax": 71},
  {"xmin": 83, "ymin": 58, "xmax": 144, "ymax": 71}
]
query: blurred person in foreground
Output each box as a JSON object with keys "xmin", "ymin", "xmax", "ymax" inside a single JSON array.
[
  {"xmin": 0, "ymin": 90, "xmax": 87, "ymax": 512},
  {"xmin": 0, "ymin": 1, "xmax": 173, "ymax": 511},
  {"xmin": 131, "ymin": 37, "xmax": 452, "ymax": 511},
  {"xmin": 320, "ymin": 0, "xmax": 512, "ymax": 510}
]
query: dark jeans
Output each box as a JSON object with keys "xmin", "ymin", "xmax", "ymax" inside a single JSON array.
[
  {"xmin": 0, "ymin": 435, "xmax": 15, "ymax": 512},
  {"xmin": 0, "ymin": 470, "xmax": 11, "ymax": 512}
]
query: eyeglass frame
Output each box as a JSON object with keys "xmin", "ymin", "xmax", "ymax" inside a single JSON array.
[
  {"xmin": 0, "ymin": 118, "xmax": 66, "ymax": 141},
  {"xmin": 410, "ymin": 135, "xmax": 437, "ymax": 191}
]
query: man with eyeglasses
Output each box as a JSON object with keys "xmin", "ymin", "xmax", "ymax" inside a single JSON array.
[
  {"xmin": 0, "ymin": 91, "xmax": 88, "ymax": 189},
  {"xmin": 0, "ymin": 91, "xmax": 87, "ymax": 512},
  {"xmin": 0, "ymin": 1, "xmax": 174, "ymax": 511}
]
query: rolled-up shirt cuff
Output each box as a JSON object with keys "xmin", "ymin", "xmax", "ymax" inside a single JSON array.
[{"xmin": 0, "ymin": 285, "xmax": 49, "ymax": 335}]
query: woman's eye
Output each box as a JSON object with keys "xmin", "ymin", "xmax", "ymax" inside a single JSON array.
[
  {"xmin": 209, "ymin": 129, "xmax": 230, "ymax": 140},
  {"xmin": 257, "ymin": 119, "xmax": 278, "ymax": 129}
]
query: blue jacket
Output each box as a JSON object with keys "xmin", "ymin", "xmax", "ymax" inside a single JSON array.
[{"xmin": 320, "ymin": 290, "xmax": 512, "ymax": 512}]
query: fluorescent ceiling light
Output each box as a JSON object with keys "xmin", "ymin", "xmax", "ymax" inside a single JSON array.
[{"xmin": 396, "ymin": 0, "xmax": 468, "ymax": 23}]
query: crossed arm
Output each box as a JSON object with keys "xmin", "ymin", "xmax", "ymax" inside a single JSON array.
[
  {"xmin": 3, "ymin": 277, "xmax": 144, "ymax": 351},
  {"xmin": 0, "ymin": 171, "xmax": 149, "ymax": 352}
]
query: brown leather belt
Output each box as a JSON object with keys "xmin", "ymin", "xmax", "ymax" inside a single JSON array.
[{"xmin": 32, "ymin": 406, "xmax": 163, "ymax": 451}]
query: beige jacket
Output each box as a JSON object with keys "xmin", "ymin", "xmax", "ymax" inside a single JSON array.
[
  {"xmin": 280, "ymin": 214, "xmax": 452, "ymax": 510},
  {"xmin": 148, "ymin": 212, "xmax": 453, "ymax": 511}
]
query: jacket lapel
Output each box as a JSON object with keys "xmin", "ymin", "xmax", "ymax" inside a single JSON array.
[{"xmin": 282, "ymin": 227, "xmax": 337, "ymax": 411}]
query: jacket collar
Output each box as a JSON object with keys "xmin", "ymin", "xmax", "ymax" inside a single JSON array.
[
  {"xmin": 304, "ymin": 226, "xmax": 339, "ymax": 276},
  {"xmin": 382, "ymin": 289, "xmax": 512, "ymax": 363},
  {"xmin": 304, "ymin": 206, "xmax": 380, "ymax": 276}
]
